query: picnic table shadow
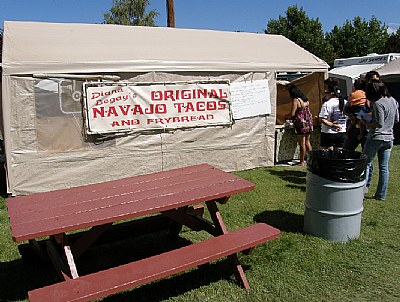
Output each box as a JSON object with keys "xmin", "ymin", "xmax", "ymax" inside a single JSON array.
[
  {"xmin": 0, "ymin": 258, "xmax": 32, "ymax": 301},
  {"xmin": 254, "ymin": 210, "xmax": 304, "ymax": 234},
  {"xmin": 267, "ymin": 169, "xmax": 308, "ymax": 192},
  {"xmin": 0, "ymin": 228, "xmax": 251, "ymax": 302}
]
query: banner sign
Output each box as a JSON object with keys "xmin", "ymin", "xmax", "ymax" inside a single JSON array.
[{"xmin": 83, "ymin": 81, "xmax": 232, "ymax": 134}]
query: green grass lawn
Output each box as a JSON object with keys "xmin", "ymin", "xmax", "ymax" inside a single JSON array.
[{"xmin": 1, "ymin": 146, "xmax": 400, "ymax": 302}]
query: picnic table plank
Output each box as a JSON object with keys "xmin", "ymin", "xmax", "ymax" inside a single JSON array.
[
  {"xmin": 8, "ymin": 168, "xmax": 234, "ymax": 221},
  {"xmin": 7, "ymin": 163, "xmax": 214, "ymax": 212},
  {"xmin": 28, "ymin": 223, "xmax": 280, "ymax": 302},
  {"xmin": 8, "ymin": 168, "xmax": 254, "ymax": 242}
]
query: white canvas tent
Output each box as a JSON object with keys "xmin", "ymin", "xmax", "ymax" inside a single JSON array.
[
  {"xmin": 329, "ymin": 53, "xmax": 400, "ymax": 98},
  {"xmin": 329, "ymin": 63, "xmax": 384, "ymax": 96},
  {"xmin": 1, "ymin": 21, "xmax": 328, "ymax": 195},
  {"xmin": 376, "ymin": 59, "xmax": 400, "ymax": 81}
]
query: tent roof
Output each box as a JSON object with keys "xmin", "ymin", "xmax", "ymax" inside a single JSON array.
[
  {"xmin": 376, "ymin": 59, "xmax": 400, "ymax": 76},
  {"xmin": 329, "ymin": 63, "xmax": 384, "ymax": 80},
  {"xmin": 2, "ymin": 21, "xmax": 328, "ymax": 75}
]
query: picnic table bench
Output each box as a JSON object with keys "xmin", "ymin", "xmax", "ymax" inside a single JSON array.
[{"xmin": 6, "ymin": 163, "xmax": 280, "ymax": 302}]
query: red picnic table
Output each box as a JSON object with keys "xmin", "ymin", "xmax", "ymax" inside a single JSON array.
[{"xmin": 6, "ymin": 163, "xmax": 280, "ymax": 302}]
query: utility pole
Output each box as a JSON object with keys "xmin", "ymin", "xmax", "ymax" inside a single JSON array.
[{"xmin": 167, "ymin": 0, "xmax": 175, "ymax": 27}]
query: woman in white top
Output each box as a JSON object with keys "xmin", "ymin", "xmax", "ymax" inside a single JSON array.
[{"xmin": 319, "ymin": 78, "xmax": 347, "ymax": 149}]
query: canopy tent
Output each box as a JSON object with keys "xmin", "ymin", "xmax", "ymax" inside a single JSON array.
[
  {"xmin": 1, "ymin": 21, "xmax": 328, "ymax": 195},
  {"xmin": 329, "ymin": 53, "xmax": 400, "ymax": 98},
  {"xmin": 376, "ymin": 59, "xmax": 400, "ymax": 81},
  {"xmin": 329, "ymin": 63, "xmax": 384, "ymax": 97}
]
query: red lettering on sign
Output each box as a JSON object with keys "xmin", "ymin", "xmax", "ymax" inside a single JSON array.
[
  {"xmin": 164, "ymin": 90, "xmax": 175, "ymax": 101},
  {"xmin": 151, "ymin": 91, "xmax": 163, "ymax": 101},
  {"xmin": 92, "ymin": 107, "xmax": 105, "ymax": 118},
  {"xmin": 185, "ymin": 102, "xmax": 195, "ymax": 112},
  {"xmin": 91, "ymin": 88, "xmax": 124, "ymax": 100},
  {"xmin": 121, "ymin": 119, "xmax": 140, "ymax": 126},
  {"xmin": 218, "ymin": 100, "xmax": 227, "ymax": 110},
  {"xmin": 181, "ymin": 90, "xmax": 191, "ymax": 99},
  {"xmin": 218, "ymin": 89, "xmax": 228, "ymax": 98},
  {"xmin": 197, "ymin": 89, "xmax": 207, "ymax": 99},
  {"xmin": 196, "ymin": 101, "xmax": 205, "ymax": 111},
  {"xmin": 151, "ymin": 87, "xmax": 229, "ymax": 101},
  {"xmin": 132, "ymin": 105, "xmax": 144, "ymax": 115},
  {"xmin": 207, "ymin": 101, "xmax": 217, "ymax": 110},
  {"xmin": 174, "ymin": 103, "xmax": 184, "ymax": 113},
  {"xmin": 119, "ymin": 105, "xmax": 131, "ymax": 116},
  {"xmin": 208, "ymin": 89, "xmax": 218, "ymax": 98},
  {"xmin": 107, "ymin": 106, "xmax": 118, "ymax": 117}
]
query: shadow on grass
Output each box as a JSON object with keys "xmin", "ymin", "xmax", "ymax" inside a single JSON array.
[
  {"xmin": 0, "ymin": 230, "xmax": 250, "ymax": 301},
  {"xmin": 254, "ymin": 210, "xmax": 304, "ymax": 234},
  {"xmin": 101, "ymin": 260, "xmax": 244, "ymax": 302},
  {"xmin": 0, "ymin": 259, "xmax": 30, "ymax": 301},
  {"xmin": 267, "ymin": 169, "xmax": 307, "ymax": 192},
  {"xmin": 0, "ymin": 256, "xmax": 59, "ymax": 301}
]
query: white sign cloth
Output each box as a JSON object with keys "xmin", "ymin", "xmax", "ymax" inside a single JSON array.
[
  {"xmin": 84, "ymin": 82, "xmax": 232, "ymax": 134},
  {"xmin": 230, "ymin": 79, "xmax": 271, "ymax": 120}
]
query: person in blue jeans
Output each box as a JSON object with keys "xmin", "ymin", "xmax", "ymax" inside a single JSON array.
[{"xmin": 362, "ymin": 80, "xmax": 399, "ymax": 200}]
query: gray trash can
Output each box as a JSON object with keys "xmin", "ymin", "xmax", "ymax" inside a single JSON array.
[{"xmin": 303, "ymin": 149, "xmax": 367, "ymax": 242}]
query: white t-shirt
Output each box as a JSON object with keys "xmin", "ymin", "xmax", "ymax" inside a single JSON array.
[{"xmin": 319, "ymin": 97, "xmax": 347, "ymax": 134}]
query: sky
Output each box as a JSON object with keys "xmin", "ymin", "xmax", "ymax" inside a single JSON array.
[{"xmin": 0, "ymin": 0, "xmax": 399, "ymax": 34}]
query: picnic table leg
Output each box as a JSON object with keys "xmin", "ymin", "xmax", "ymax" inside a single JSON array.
[
  {"xmin": 72, "ymin": 222, "xmax": 113, "ymax": 259},
  {"xmin": 227, "ymin": 255, "xmax": 251, "ymax": 290},
  {"xmin": 28, "ymin": 239, "xmax": 48, "ymax": 262},
  {"xmin": 166, "ymin": 205, "xmax": 207, "ymax": 240},
  {"xmin": 46, "ymin": 240, "xmax": 72, "ymax": 281},
  {"xmin": 206, "ymin": 199, "xmax": 229, "ymax": 234},
  {"xmin": 50, "ymin": 234, "xmax": 79, "ymax": 279},
  {"xmin": 205, "ymin": 199, "xmax": 251, "ymax": 290},
  {"xmin": 167, "ymin": 206, "xmax": 189, "ymax": 240}
]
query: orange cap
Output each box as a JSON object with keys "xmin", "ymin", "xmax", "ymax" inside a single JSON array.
[{"xmin": 350, "ymin": 90, "xmax": 366, "ymax": 106}]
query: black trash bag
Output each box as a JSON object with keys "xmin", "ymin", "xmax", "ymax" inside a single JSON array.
[{"xmin": 306, "ymin": 149, "xmax": 367, "ymax": 183}]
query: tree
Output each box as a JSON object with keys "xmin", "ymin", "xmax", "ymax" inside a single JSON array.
[
  {"xmin": 325, "ymin": 16, "xmax": 389, "ymax": 59},
  {"xmin": 265, "ymin": 5, "xmax": 334, "ymax": 65},
  {"xmin": 104, "ymin": 0, "xmax": 159, "ymax": 26},
  {"xmin": 385, "ymin": 28, "xmax": 400, "ymax": 53}
]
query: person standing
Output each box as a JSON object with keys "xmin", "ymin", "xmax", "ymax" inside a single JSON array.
[
  {"xmin": 285, "ymin": 84, "xmax": 313, "ymax": 166},
  {"xmin": 343, "ymin": 79, "xmax": 369, "ymax": 151},
  {"xmin": 362, "ymin": 71, "xmax": 380, "ymax": 193},
  {"xmin": 362, "ymin": 80, "xmax": 399, "ymax": 200},
  {"xmin": 319, "ymin": 78, "xmax": 347, "ymax": 149},
  {"xmin": 364, "ymin": 70, "xmax": 380, "ymax": 83}
]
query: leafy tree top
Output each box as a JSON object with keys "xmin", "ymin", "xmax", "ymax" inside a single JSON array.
[
  {"xmin": 104, "ymin": 0, "xmax": 159, "ymax": 26},
  {"xmin": 265, "ymin": 5, "xmax": 334, "ymax": 65},
  {"xmin": 326, "ymin": 16, "xmax": 389, "ymax": 59}
]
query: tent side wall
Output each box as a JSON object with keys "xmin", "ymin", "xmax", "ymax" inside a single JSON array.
[
  {"xmin": 0, "ymin": 78, "xmax": 7, "ymax": 195},
  {"xmin": 4, "ymin": 72, "xmax": 276, "ymax": 195}
]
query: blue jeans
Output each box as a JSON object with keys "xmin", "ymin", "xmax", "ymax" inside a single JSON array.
[{"xmin": 363, "ymin": 139, "xmax": 393, "ymax": 200}]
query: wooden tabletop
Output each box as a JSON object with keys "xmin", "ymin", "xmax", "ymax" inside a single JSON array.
[{"xmin": 7, "ymin": 164, "xmax": 255, "ymax": 242}]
